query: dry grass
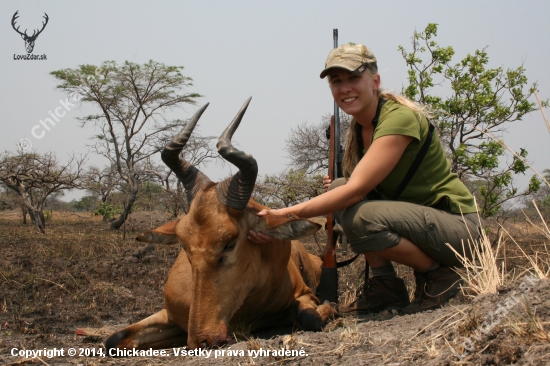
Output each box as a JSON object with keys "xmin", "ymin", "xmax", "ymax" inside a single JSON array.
[
  {"xmin": 534, "ymin": 91, "xmax": 550, "ymax": 134},
  {"xmin": 447, "ymin": 213, "xmax": 509, "ymax": 296},
  {"xmin": 425, "ymin": 338, "xmax": 441, "ymax": 359},
  {"xmin": 0, "ymin": 210, "xmax": 179, "ymax": 341},
  {"xmin": 281, "ymin": 333, "xmax": 298, "ymax": 350},
  {"xmin": 501, "ymin": 227, "xmax": 550, "ymax": 280},
  {"xmin": 448, "ymin": 201, "xmax": 549, "ymax": 297},
  {"xmin": 523, "ymin": 202, "xmax": 550, "ymax": 241},
  {"xmin": 506, "ymin": 300, "xmax": 550, "ymax": 342},
  {"xmin": 230, "ymin": 320, "xmax": 254, "ymax": 343},
  {"xmin": 338, "ymin": 320, "xmax": 364, "ymax": 346},
  {"xmin": 492, "ymin": 201, "xmax": 550, "ymax": 280},
  {"xmin": 246, "ymin": 336, "xmax": 262, "ymax": 351}
]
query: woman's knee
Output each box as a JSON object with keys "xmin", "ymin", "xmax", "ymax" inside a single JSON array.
[
  {"xmin": 337, "ymin": 201, "xmax": 399, "ymax": 252},
  {"xmin": 328, "ymin": 177, "xmax": 347, "ymax": 191},
  {"xmin": 339, "ymin": 200, "xmax": 391, "ymax": 230}
]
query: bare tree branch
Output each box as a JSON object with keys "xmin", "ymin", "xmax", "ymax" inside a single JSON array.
[{"xmin": 0, "ymin": 151, "xmax": 86, "ymax": 233}]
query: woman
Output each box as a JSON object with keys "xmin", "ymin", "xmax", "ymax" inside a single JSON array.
[{"xmin": 249, "ymin": 43, "xmax": 481, "ymax": 315}]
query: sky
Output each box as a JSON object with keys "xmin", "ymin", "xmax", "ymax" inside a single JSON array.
[{"xmin": 1, "ymin": 0, "xmax": 549, "ymax": 202}]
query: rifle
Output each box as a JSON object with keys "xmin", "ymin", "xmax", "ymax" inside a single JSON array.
[{"xmin": 315, "ymin": 29, "xmax": 341, "ymax": 304}]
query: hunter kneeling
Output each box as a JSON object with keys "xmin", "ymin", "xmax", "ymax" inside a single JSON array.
[{"xmin": 248, "ymin": 42, "xmax": 482, "ymax": 315}]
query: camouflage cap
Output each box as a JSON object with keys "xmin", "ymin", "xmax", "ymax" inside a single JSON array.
[{"xmin": 320, "ymin": 43, "xmax": 377, "ymax": 79}]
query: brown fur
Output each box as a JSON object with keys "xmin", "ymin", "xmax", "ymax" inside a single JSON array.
[{"xmin": 105, "ymin": 184, "xmax": 336, "ymax": 351}]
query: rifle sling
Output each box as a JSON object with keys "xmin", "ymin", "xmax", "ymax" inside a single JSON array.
[{"xmin": 336, "ymin": 254, "xmax": 360, "ymax": 268}]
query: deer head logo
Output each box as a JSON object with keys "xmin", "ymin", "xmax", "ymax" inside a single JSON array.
[{"xmin": 12, "ymin": 11, "xmax": 49, "ymax": 54}]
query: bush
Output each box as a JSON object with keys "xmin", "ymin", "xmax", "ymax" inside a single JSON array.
[
  {"xmin": 43, "ymin": 210, "xmax": 52, "ymax": 221},
  {"xmin": 93, "ymin": 202, "xmax": 121, "ymax": 222}
]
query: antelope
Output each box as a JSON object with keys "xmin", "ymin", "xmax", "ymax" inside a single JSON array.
[{"xmin": 105, "ymin": 99, "xmax": 337, "ymax": 351}]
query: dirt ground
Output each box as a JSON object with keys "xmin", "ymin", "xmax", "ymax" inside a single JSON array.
[{"xmin": 1, "ymin": 211, "xmax": 549, "ymax": 365}]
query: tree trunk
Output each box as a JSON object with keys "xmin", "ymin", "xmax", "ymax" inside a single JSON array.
[
  {"xmin": 21, "ymin": 205, "xmax": 27, "ymax": 224},
  {"xmin": 18, "ymin": 192, "xmax": 46, "ymax": 233},
  {"xmin": 28, "ymin": 208, "xmax": 46, "ymax": 234},
  {"xmin": 110, "ymin": 186, "xmax": 139, "ymax": 230},
  {"xmin": 173, "ymin": 203, "xmax": 181, "ymax": 218}
]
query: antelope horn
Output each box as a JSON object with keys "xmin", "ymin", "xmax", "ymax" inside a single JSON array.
[
  {"xmin": 161, "ymin": 103, "xmax": 212, "ymax": 206},
  {"xmin": 216, "ymin": 97, "xmax": 258, "ymax": 210}
]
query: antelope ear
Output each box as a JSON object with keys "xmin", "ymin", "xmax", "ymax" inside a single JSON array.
[
  {"xmin": 252, "ymin": 214, "xmax": 323, "ymax": 241},
  {"xmin": 136, "ymin": 220, "xmax": 179, "ymax": 245}
]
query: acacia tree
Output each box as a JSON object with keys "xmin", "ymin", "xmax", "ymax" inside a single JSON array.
[
  {"xmin": 78, "ymin": 164, "xmax": 121, "ymax": 220},
  {"xmin": 51, "ymin": 60, "xmax": 206, "ymax": 229},
  {"xmin": 0, "ymin": 151, "xmax": 85, "ymax": 233},
  {"xmin": 399, "ymin": 23, "xmax": 545, "ymax": 217},
  {"xmin": 285, "ymin": 112, "xmax": 351, "ymax": 174},
  {"xmin": 84, "ymin": 164, "xmax": 119, "ymax": 204}
]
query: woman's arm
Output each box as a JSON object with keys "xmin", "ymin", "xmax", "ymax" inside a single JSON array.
[{"xmin": 262, "ymin": 134, "xmax": 413, "ymax": 218}]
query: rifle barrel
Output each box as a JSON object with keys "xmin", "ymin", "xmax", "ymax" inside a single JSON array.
[
  {"xmin": 332, "ymin": 29, "xmax": 341, "ymax": 178},
  {"xmin": 316, "ymin": 29, "xmax": 341, "ymax": 304}
]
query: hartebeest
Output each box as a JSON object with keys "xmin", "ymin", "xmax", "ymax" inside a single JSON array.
[{"xmin": 105, "ymin": 98, "xmax": 337, "ymax": 351}]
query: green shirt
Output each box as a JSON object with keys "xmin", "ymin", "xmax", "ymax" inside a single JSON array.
[{"xmin": 368, "ymin": 100, "xmax": 476, "ymax": 214}]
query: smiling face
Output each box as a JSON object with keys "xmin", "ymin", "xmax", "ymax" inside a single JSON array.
[{"xmin": 327, "ymin": 68, "xmax": 380, "ymax": 123}]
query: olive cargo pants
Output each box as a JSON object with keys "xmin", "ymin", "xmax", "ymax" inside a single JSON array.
[{"xmin": 330, "ymin": 179, "xmax": 482, "ymax": 267}]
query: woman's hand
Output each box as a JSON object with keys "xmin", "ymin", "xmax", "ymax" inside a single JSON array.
[
  {"xmin": 256, "ymin": 208, "xmax": 286, "ymax": 217},
  {"xmin": 247, "ymin": 208, "xmax": 286, "ymax": 244},
  {"xmin": 247, "ymin": 230, "xmax": 274, "ymax": 244},
  {"xmin": 323, "ymin": 175, "xmax": 332, "ymax": 191}
]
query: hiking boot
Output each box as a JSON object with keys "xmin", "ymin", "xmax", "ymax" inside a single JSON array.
[
  {"xmin": 402, "ymin": 266, "xmax": 462, "ymax": 315},
  {"xmin": 340, "ymin": 276, "xmax": 410, "ymax": 314}
]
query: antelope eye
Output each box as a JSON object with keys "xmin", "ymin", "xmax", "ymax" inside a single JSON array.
[{"xmin": 223, "ymin": 239, "xmax": 236, "ymax": 252}]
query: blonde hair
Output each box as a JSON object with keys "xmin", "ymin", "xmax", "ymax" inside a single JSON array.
[{"xmin": 341, "ymin": 68, "xmax": 431, "ymax": 178}]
